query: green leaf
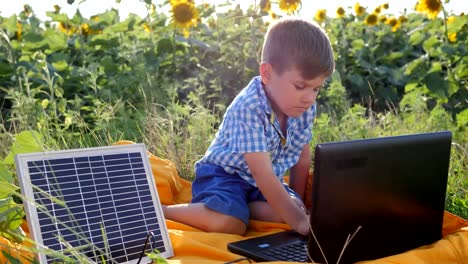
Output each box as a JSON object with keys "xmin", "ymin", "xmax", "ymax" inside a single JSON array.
[
  {"xmin": 446, "ymin": 74, "xmax": 459, "ymax": 96},
  {"xmin": 456, "ymin": 109, "xmax": 468, "ymax": 129},
  {"xmin": 95, "ymin": 10, "xmax": 118, "ymax": 25},
  {"xmin": 428, "ymin": 61, "xmax": 442, "ymax": 73},
  {"xmin": 388, "ymin": 68, "xmax": 405, "ymax": 86},
  {"xmin": 440, "ymin": 44, "xmax": 457, "ymax": 56},
  {"xmin": 45, "ymin": 11, "xmax": 70, "ymax": 23},
  {"xmin": 55, "ymin": 87, "xmax": 65, "ymax": 99},
  {"xmin": 3, "ymin": 131, "xmax": 44, "ymax": 165},
  {"xmin": 44, "ymin": 29, "xmax": 67, "ymax": 52},
  {"xmin": 0, "ymin": 182, "xmax": 17, "ymax": 199},
  {"xmin": 22, "ymin": 32, "xmax": 46, "ymax": 51},
  {"xmin": 89, "ymin": 34, "xmax": 119, "ymax": 48},
  {"xmin": 104, "ymin": 20, "xmax": 131, "ymax": 33},
  {"xmin": 0, "ymin": 62, "xmax": 14, "ymax": 77},
  {"xmin": 454, "ymin": 60, "xmax": 468, "ymax": 79},
  {"xmin": 0, "ymin": 164, "xmax": 13, "ymax": 184},
  {"xmin": 0, "ymin": 226, "xmax": 25, "ymax": 244},
  {"xmin": 51, "ymin": 60, "xmax": 69, "ymax": 71},
  {"xmin": 0, "ymin": 197, "xmax": 25, "ymax": 243},
  {"xmin": 403, "ymin": 56, "xmax": 430, "ymax": 83},
  {"xmin": 351, "ymin": 39, "xmax": 365, "ymax": 53},
  {"xmin": 70, "ymin": 10, "xmax": 84, "ymax": 25},
  {"xmin": 375, "ymin": 66, "xmax": 391, "ymax": 76},
  {"xmin": 447, "ymin": 14, "xmax": 467, "ymax": 34},
  {"xmin": 404, "ymin": 57, "xmax": 424, "ymax": 76},
  {"xmin": 101, "ymin": 56, "xmax": 118, "ymax": 73},
  {"xmin": 422, "ymin": 36, "xmax": 439, "ymax": 54},
  {"xmin": 157, "ymin": 38, "xmax": 174, "ymax": 54},
  {"xmin": 409, "ymin": 31, "xmax": 425, "ymax": 46},
  {"xmin": 382, "ymin": 52, "xmax": 404, "ymax": 62},
  {"xmin": 424, "ymin": 72, "xmax": 448, "ymax": 100},
  {"xmin": 347, "ymin": 73, "xmax": 368, "ymax": 95},
  {"xmin": 404, "ymin": 82, "xmax": 419, "ymax": 93},
  {"xmin": 2, "ymin": 15, "xmax": 18, "ymax": 36},
  {"xmin": 57, "ymin": 99, "xmax": 67, "ymax": 113}
]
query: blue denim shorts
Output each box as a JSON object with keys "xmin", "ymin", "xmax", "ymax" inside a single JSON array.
[{"xmin": 191, "ymin": 163, "xmax": 301, "ymax": 225}]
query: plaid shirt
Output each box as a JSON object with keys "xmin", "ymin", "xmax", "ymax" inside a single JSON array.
[{"xmin": 195, "ymin": 76, "xmax": 315, "ymax": 186}]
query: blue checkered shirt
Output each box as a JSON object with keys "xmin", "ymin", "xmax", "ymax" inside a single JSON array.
[{"xmin": 195, "ymin": 76, "xmax": 316, "ymax": 186}]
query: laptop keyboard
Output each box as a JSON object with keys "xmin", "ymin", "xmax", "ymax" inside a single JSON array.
[{"xmin": 262, "ymin": 240, "xmax": 308, "ymax": 262}]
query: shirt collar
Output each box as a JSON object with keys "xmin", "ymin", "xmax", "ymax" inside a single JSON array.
[{"xmin": 254, "ymin": 76, "xmax": 273, "ymax": 116}]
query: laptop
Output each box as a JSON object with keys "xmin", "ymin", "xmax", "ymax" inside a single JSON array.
[{"xmin": 228, "ymin": 131, "xmax": 452, "ymax": 263}]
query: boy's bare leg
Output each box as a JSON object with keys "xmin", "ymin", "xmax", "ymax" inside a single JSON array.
[
  {"xmin": 162, "ymin": 203, "xmax": 246, "ymax": 235},
  {"xmin": 249, "ymin": 201, "xmax": 283, "ymax": 222},
  {"xmin": 249, "ymin": 196, "xmax": 307, "ymax": 223}
]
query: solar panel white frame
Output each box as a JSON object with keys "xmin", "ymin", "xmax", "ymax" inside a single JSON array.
[{"xmin": 15, "ymin": 144, "xmax": 173, "ymax": 263}]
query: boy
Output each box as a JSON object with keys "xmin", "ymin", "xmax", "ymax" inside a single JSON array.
[{"xmin": 163, "ymin": 17, "xmax": 335, "ymax": 235}]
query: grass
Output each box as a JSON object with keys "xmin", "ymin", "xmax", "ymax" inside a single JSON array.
[{"xmin": 1, "ymin": 90, "xmax": 466, "ymax": 218}]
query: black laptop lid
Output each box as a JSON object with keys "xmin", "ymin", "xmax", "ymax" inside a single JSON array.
[{"xmin": 308, "ymin": 131, "xmax": 452, "ymax": 264}]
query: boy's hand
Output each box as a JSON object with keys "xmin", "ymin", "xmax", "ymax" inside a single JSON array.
[
  {"xmin": 290, "ymin": 195, "xmax": 310, "ymax": 235},
  {"xmin": 243, "ymin": 152, "xmax": 311, "ymax": 236},
  {"xmin": 295, "ymin": 215, "xmax": 310, "ymax": 236},
  {"xmin": 290, "ymin": 194, "xmax": 307, "ymax": 214}
]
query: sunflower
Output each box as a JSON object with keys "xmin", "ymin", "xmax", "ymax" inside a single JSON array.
[
  {"xmin": 398, "ymin": 15, "xmax": 408, "ymax": 23},
  {"xmin": 392, "ymin": 22, "xmax": 401, "ymax": 32},
  {"xmin": 386, "ymin": 17, "xmax": 401, "ymax": 32},
  {"xmin": 382, "ymin": 3, "xmax": 389, "ymax": 9},
  {"xmin": 260, "ymin": 0, "xmax": 271, "ymax": 13},
  {"xmin": 315, "ymin": 9, "xmax": 327, "ymax": 23},
  {"xmin": 364, "ymin": 13, "xmax": 378, "ymax": 26},
  {"xmin": 23, "ymin": 4, "xmax": 32, "ymax": 16},
  {"xmin": 143, "ymin": 23, "xmax": 151, "ymax": 33},
  {"xmin": 279, "ymin": 0, "xmax": 301, "ymax": 14},
  {"xmin": 354, "ymin": 3, "xmax": 366, "ymax": 16},
  {"xmin": 416, "ymin": 0, "xmax": 442, "ymax": 19},
  {"xmin": 15, "ymin": 21, "xmax": 22, "ymax": 40},
  {"xmin": 80, "ymin": 23, "xmax": 90, "ymax": 36},
  {"xmin": 446, "ymin": 16, "xmax": 455, "ymax": 23},
  {"xmin": 207, "ymin": 17, "xmax": 217, "ymax": 29},
  {"xmin": 379, "ymin": 15, "xmax": 387, "ymax": 24},
  {"xmin": 58, "ymin": 22, "xmax": 77, "ymax": 36},
  {"xmin": 448, "ymin": 32, "xmax": 456, "ymax": 42},
  {"xmin": 170, "ymin": 0, "xmax": 199, "ymax": 29},
  {"xmin": 53, "ymin": 5, "xmax": 61, "ymax": 13},
  {"xmin": 374, "ymin": 7, "xmax": 381, "ymax": 14},
  {"xmin": 336, "ymin": 7, "xmax": 345, "ymax": 18}
]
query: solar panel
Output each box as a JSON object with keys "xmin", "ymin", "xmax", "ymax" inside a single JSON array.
[{"xmin": 15, "ymin": 144, "xmax": 173, "ymax": 263}]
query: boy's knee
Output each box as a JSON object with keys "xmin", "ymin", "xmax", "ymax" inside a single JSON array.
[{"xmin": 207, "ymin": 215, "xmax": 247, "ymax": 235}]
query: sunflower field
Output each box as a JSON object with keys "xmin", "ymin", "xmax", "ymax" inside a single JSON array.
[{"xmin": 0, "ymin": 0, "xmax": 467, "ymax": 262}]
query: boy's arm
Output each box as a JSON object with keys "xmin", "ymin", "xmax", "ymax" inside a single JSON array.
[
  {"xmin": 243, "ymin": 152, "xmax": 309, "ymax": 235},
  {"xmin": 289, "ymin": 145, "xmax": 311, "ymax": 201}
]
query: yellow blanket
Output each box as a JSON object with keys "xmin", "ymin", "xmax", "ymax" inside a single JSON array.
[
  {"xmin": 2, "ymin": 142, "xmax": 466, "ymax": 264},
  {"xmin": 137, "ymin": 141, "xmax": 468, "ymax": 264}
]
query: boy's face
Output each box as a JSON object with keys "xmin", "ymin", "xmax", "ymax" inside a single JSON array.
[{"xmin": 260, "ymin": 63, "xmax": 327, "ymax": 119}]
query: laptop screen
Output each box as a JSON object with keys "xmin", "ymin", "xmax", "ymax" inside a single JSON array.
[{"xmin": 308, "ymin": 131, "xmax": 452, "ymax": 263}]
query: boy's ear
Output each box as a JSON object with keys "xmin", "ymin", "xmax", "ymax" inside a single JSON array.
[{"xmin": 260, "ymin": 63, "xmax": 273, "ymax": 85}]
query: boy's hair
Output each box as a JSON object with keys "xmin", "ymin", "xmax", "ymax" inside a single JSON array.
[{"xmin": 261, "ymin": 17, "xmax": 335, "ymax": 79}]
